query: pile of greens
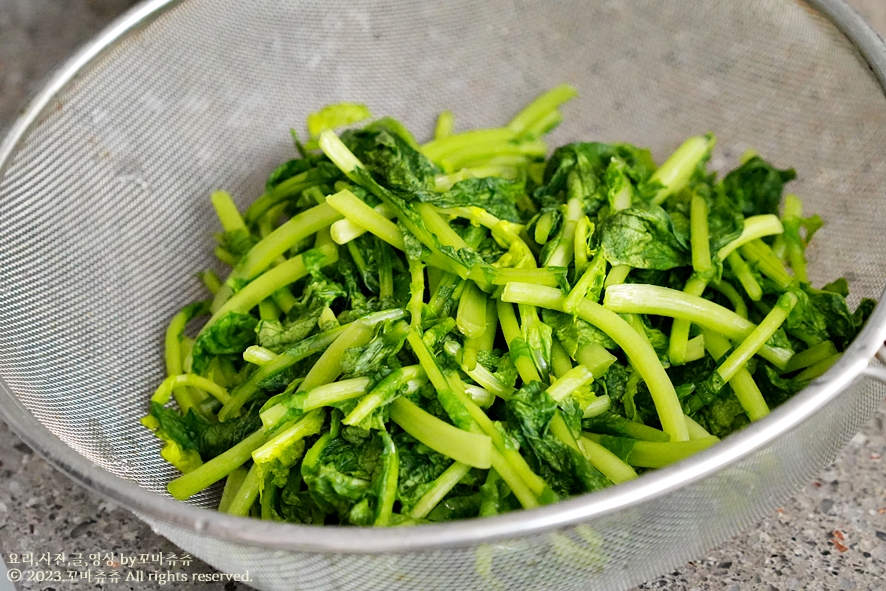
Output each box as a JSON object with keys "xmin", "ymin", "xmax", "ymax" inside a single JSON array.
[{"xmin": 143, "ymin": 85, "xmax": 875, "ymax": 525}]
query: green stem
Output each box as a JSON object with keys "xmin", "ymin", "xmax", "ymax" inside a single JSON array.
[
  {"xmin": 212, "ymin": 203, "xmax": 342, "ymax": 312},
  {"xmin": 795, "ymin": 352, "xmax": 842, "ymax": 383},
  {"xmin": 389, "ymin": 398, "xmax": 492, "ymax": 468},
  {"xmin": 574, "ymin": 343, "xmax": 617, "ymax": 379},
  {"xmin": 582, "ymin": 395, "xmax": 611, "ymax": 418},
  {"xmin": 546, "ymin": 196, "xmax": 582, "ymax": 267},
  {"xmin": 710, "ymin": 279, "xmax": 748, "ymax": 319},
  {"xmin": 584, "ymin": 433, "xmax": 719, "ymax": 468},
  {"xmin": 578, "ymin": 436, "xmax": 638, "ymax": 484},
  {"xmin": 583, "ymin": 412, "xmax": 670, "ymax": 441},
  {"xmin": 604, "ymin": 283, "xmax": 792, "ymax": 369},
  {"xmin": 717, "ymin": 214, "xmax": 784, "ymax": 260},
  {"xmin": 782, "ymin": 194, "xmax": 809, "ymax": 283},
  {"xmin": 152, "ymin": 374, "xmax": 229, "ymax": 405},
  {"xmin": 164, "ymin": 302, "xmax": 210, "ymax": 411},
  {"xmin": 407, "ymin": 258, "xmax": 425, "ymax": 329},
  {"xmin": 783, "ymin": 340, "xmax": 838, "ymax": 373},
  {"xmin": 217, "ymin": 466, "xmax": 248, "ymax": 513},
  {"xmin": 292, "ymin": 378, "xmax": 370, "ymax": 412},
  {"xmin": 685, "ymin": 334, "xmax": 706, "ymax": 363},
  {"xmin": 726, "ymin": 250, "xmax": 763, "ymax": 301},
  {"xmin": 507, "ymin": 84, "xmax": 578, "ymax": 138},
  {"xmin": 422, "ymin": 128, "xmax": 515, "ymax": 162},
  {"xmin": 490, "ymin": 449, "xmax": 539, "ymax": 509},
  {"xmin": 690, "ymin": 194, "xmax": 712, "ymax": 273},
  {"xmin": 374, "ymin": 432, "xmax": 399, "ymax": 526},
  {"xmin": 224, "ymin": 463, "xmax": 261, "ymax": 516},
  {"xmin": 416, "ymin": 203, "xmax": 470, "ymax": 251},
  {"xmin": 564, "ymin": 252, "xmax": 607, "ymax": 313},
  {"xmin": 197, "ymin": 270, "xmax": 222, "ymax": 295},
  {"xmin": 604, "ymin": 264, "xmax": 631, "ymax": 288},
  {"xmin": 243, "ymin": 167, "xmax": 338, "ymax": 227},
  {"xmin": 502, "ymin": 283, "xmax": 689, "ymax": 442},
  {"xmin": 220, "ymin": 314, "xmax": 399, "ymax": 421},
  {"xmin": 574, "ymin": 216, "xmax": 592, "ymax": 276},
  {"xmin": 739, "ymin": 240, "xmax": 794, "ymax": 289},
  {"xmin": 167, "ymin": 428, "xmax": 270, "ymax": 500},
  {"xmin": 466, "ymin": 292, "xmax": 499, "ymax": 353},
  {"xmin": 243, "ymin": 345, "xmax": 277, "ymax": 367},
  {"xmin": 342, "ymin": 366, "xmax": 427, "ymax": 426},
  {"xmin": 649, "ymin": 134, "xmax": 715, "ymax": 205},
  {"xmin": 683, "ymin": 414, "xmax": 717, "ymax": 441},
  {"xmin": 496, "ymin": 299, "xmax": 542, "ymax": 383},
  {"xmin": 329, "ymin": 203, "xmax": 396, "ymax": 245},
  {"xmin": 297, "ymin": 316, "xmax": 377, "ymax": 394},
  {"xmin": 326, "ymin": 190, "xmax": 406, "ymax": 251},
  {"xmin": 668, "ymin": 275, "xmax": 708, "ymax": 367},
  {"xmin": 251, "ymin": 410, "xmax": 325, "ymax": 465},
  {"xmin": 434, "ymin": 110, "xmax": 454, "ymax": 140},
  {"xmin": 702, "ymin": 329, "xmax": 770, "ymax": 422},
  {"xmin": 443, "ymin": 341, "xmax": 513, "ymax": 399},
  {"xmin": 205, "ymin": 244, "xmax": 338, "ymax": 331},
  {"xmin": 547, "ymin": 365, "xmax": 594, "ymax": 403},
  {"xmin": 457, "ymin": 281, "xmax": 488, "ymax": 339},
  {"xmin": 409, "ymin": 461, "xmax": 472, "ymax": 519},
  {"xmin": 377, "ymin": 240, "xmax": 394, "ymax": 301},
  {"xmin": 211, "ymin": 190, "xmax": 247, "ymax": 232},
  {"xmin": 488, "ymin": 267, "xmax": 564, "ymax": 287},
  {"xmin": 717, "ymin": 293, "xmax": 797, "ymax": 383},
  {"xmin": 550, "ymin": 337, "xmax": 574, "ymax": 379},
  {"xmin": 446, "ymin": 372, "xmax": 551, "ymax": 501}
]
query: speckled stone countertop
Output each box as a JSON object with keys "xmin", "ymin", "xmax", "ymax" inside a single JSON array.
[{"xmin": 1, "ymin": 2, "xmax": 885, "ymax": 590}]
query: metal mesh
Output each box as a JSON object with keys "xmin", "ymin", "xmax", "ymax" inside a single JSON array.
[{"xmin": 0, "ymin": 1, "xmax": 885, "ymax": 590}]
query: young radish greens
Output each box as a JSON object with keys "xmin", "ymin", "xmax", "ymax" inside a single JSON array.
[{"xmin": 144, "ymin": 86, "xmax": 875, "ymax": 525}]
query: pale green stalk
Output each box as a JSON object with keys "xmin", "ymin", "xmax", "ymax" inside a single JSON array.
[
  {"xmin": 703, "ymin": 329, "xmax": 770, "ymax": 422},
  {"xmin": 690, "ymin": 194, "xmax": 712, "ymax": 273},
  {"xmin": 726, "ymin": 251, "xmax": 763, "ymax": 301},
  {"xmin": 604, "ymin": 283, "xmax": 793, "ymax": 368},
  {"xmin": 578, "ymin": 437, "xmax": 638, "ymax": 484},
  {"xmin": 546, "ymin": 365, "xmax": 594, "ymax": 403},
  {"xmin": 389, "ymin": 398, "xmax": 492, "ymax": 468},
  {"xmin": 326, "ymin": 190, "xmax": 406, "ymax": 250},
  {"xmin": 502, "ymin": 283, "xmax": 689, "ymax": 441},
  {"xmin": 329, "ymin": 203, "xmax": 396, "ymax": 245},
  {"xmin": 409, "ymin": 462, "xmax": 472, "ymax": 519},
  {"xmin": 783, "ymin": 340, "xmax": 838, "ymax": 373},
  {"xmin": 604, "ymin": 264, "xmax": 631, "ymax": 288},
  {"xmin": 224, "ymin": 463, "xmax": 261, "ymax": 516}
]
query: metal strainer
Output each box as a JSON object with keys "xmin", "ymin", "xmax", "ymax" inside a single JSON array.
[{"xmin": 2, "ymin": 1, "xmax": 886, "ymax": 589}]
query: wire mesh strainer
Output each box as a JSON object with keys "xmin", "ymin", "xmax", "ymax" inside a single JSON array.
[{"xmin": 2, "ymin": 1, "xmax": 886, "ymax": 589}]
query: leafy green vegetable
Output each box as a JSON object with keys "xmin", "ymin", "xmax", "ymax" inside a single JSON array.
[
  {"xmin": 600, "ymin": 205, "xmax": 689, "ymax": 270},
  {"xmin": 151, "ymin": 86, "xmax": 876, "ymax": 527},
  {"xmin": 719, "ymin": 156, "xmax": 796, "ymax": 217},
  {"xmin": 506, "ymin": 382, "xmax": 610, "ymax": 497}
]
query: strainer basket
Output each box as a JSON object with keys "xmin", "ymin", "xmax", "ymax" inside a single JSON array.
[{"xmin": 2, "ymin": 1, "xmax": 886, "ymax": 590}]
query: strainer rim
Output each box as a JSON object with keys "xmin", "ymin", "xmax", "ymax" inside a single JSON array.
[{"xmin": 1, "ymin": 0, "xmax": 885, "ymax": 554}]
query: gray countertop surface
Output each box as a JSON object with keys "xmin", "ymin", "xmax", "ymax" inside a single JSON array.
[{"xmin": 1, "ymin": 1, "xmax": 885, "ymax": 590}]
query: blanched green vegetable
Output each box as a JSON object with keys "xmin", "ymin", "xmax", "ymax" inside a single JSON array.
[{"xmin": 146, "ymin": 86, "xmax": 875, "ymax": 525}]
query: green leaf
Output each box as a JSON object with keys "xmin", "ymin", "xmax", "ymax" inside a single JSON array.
[
  {"xmin": 191, "ymin": 311, "xmax": 258, "ymax": 375},
  {"xmin": 342, "ymin": 126, "xmax": 438, "ymax": 198},
  {"xmin": 719, "ymin": 155, "xmax": 796, "ymax": 217},
  {"xmin": 215, "ymin": 229, "xmax": 258, "ymax": 260},
  {"xmin": 600, "ymin": 205, "xmax": 690, "ymax": 270},
  {"xmin": 419, "ymin": 177, "xmax": 524, "ymax": 223},
  {"xmin": 266, "ymin": 158, "xmax": 315, "ymax": 191},
  {"xmin": 541, "ymin": 309, "xmax": 617, "ymax": 354},
  {"xmin": 341, "ymin": 320, "xmax": 410, "ymax": 378},
  {"xmin": 506, "ymin": 381, "xmax": 610, "ymax": 497}
]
